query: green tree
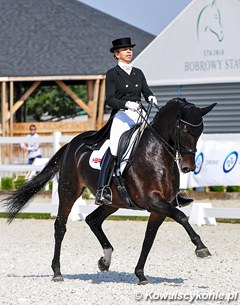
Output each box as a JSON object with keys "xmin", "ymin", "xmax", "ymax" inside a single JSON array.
[{"xmin": 27, "ymin": 84, "xmax": 87, "ymax": 121}]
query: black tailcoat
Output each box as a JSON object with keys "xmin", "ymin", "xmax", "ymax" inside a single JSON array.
[
  {"xmin": 106, "ymin": 65, "xmax": 153, "ymax": 111},
  {"xmin": 83, "ymin": 65, "xmax": 153, "ymax": 146}
]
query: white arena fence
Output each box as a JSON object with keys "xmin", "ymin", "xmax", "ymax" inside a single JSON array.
[{"xmin": 0, "ymin": 132, "xmax": 240, "ymax": 225}]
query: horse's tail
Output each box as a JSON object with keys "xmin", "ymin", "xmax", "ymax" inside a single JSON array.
[{"xmin": 3, "ymin": 143, "xmax": 69, "ymax": 223}]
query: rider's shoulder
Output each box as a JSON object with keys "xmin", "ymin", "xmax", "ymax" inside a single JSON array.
[
  {"xmin": 106, "ymin": 67, "xmax": 117, "ymax": 76},
  {"xmin": 132, "ymin": 67, "xmax": 144, "ymax": 75}
]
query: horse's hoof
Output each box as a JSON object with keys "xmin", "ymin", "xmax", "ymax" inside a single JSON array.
[
  {"xmin": 138, "ymin": 279, "xmax": 149, "ymax": 285},
  {"xmin": 136, "ymin": 271, "xmax": 149, "ymax": 285},
  {"xmin": 195, "ymin": 247, "xmax": 212, "ymax": 258},
  {"xmin": 52, "ymin": 275, "xmax": 64, "ymax": 282},
  {"xmin": 98, "ymin": 257, "xmax": 110, "ymax": 272}
]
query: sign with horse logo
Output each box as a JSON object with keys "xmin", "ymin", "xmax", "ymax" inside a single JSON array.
[
  {"xmin": 134, "ymin": 0, "xmax": 240, "ymax": 85},
  {"xmin": 197, "ymin": 0, "xmax": 224, "ymax": 42}
]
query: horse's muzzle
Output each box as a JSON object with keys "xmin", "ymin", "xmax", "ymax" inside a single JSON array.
[
  {"xmin": 181, "ymin": 166, "xmax": 195, "ymax": 173},
  {"xmin": 180, "ymin": 156, "xmax": 196, "ymax": 173}
]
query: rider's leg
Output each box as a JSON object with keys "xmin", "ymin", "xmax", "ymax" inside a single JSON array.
[
  {"xmin": 95, "ymin": 148, "xmax": 115, "ymax": 205},
  {"xmin": 95, "ymin": 110, "xmax": 140, "ymax": 205}
]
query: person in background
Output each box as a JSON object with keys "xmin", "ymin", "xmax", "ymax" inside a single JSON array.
[{"xmin": 20, "ymin": 124, "xmax": 42, "ymax": 164}]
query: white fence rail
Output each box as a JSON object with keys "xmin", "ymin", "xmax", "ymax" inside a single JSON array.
[
  {"xmin": 0, "ymin": 133, "xmax": 240, "ymax": 224},
  {"xmin": 0, "ymin": 132, "xmax": 73, "ymax": 176},
  {"xmin": 0, "ymin": 199, "xmax": 240, "ymax": 226}
]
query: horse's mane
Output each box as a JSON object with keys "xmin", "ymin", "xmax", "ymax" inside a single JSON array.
[
  {"xmin": 166, "ymin": 97, "xmax": 188, "ymax": 107},
  {"xmin": 159, "ymin": 97, "xmax": 198, "ymax": 114},
  {"xmin": 154, "ymin": 97, "xmax": 188, "ymax": 119}
]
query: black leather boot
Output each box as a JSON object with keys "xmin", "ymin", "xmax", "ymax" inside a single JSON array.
[
  {"xmin": 176, "ymin": 193, "xmax": 193, "ymax": 207},
  {"xmin": 95, "ymin": 148, "xmax": 114, "ymax": 205}
]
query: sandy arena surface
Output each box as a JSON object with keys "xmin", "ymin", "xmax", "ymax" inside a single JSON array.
[{"xmin": 0, "ymin": 218, "xmax": 240, "ymax": 305}]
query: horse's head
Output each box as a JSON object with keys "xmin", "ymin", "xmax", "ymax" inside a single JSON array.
[
  {"xmin": 197, "ymin": 0, "xmax": 224, "ymax": 42},
  {"xmin": 173, "ymin": 99, "xmax": 217, "ymax": 173}
]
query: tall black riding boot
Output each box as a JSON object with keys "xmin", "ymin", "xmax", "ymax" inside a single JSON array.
[
  {"xmin": 176, "ymin": 193, "xmax": 193, "ymax": 207},
  {"xmin": 95, "ymin": 148, "xmax": 114, "ymax": 205}
]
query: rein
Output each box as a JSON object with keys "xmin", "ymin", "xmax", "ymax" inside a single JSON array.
[{"xmin": 137, "ymin": 104, "xmax": 179, "ymax": 161}]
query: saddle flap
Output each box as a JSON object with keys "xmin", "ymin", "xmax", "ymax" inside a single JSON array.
[{"xmin": 89, "ymin": 123, "xmax": 145, "ymax": 174}]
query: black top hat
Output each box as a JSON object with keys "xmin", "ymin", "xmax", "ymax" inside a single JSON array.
[{"xmin": 110, "ymin": 37, "xmax": 136, "ymax": 53}]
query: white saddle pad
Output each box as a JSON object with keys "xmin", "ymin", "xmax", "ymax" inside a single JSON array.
[{"xmin": 89, "ymin": 139, "xmax": 110, "ymax": 170}]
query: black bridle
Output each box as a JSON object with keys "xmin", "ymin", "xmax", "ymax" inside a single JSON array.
[
  {"xmin": 138, "ymin": 103, "xmax": 202, "ymax": 161},
  {"xmin": 171, "ymin": 117, "xmax": 202, "ymax": 157}
]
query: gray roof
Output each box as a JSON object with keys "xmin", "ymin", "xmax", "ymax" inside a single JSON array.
[{"xmin": 0, "ymin": 0, "xmax": 155, "ymax": 77}]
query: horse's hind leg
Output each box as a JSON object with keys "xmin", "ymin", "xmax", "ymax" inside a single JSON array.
[
  {"xmin": 135, "ymin": 212, "xmax": 166, "ymax": 285},
  {"xmin": 85, "ymin": 205, "xmax": 118, "ymax": 272},
  {"xmin": 51, "ymin": 188, "xmax": 84, "ymax": 282}
]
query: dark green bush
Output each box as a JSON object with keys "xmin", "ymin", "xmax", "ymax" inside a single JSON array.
[
  {"xmin": 226, "ymin": 186, "xmax": 240, "ymax": 192},
  {"xmin": 1, "ymin": 177, "xmax": 14, "ymax": 190},
  {"xmin": 14, "ymin": 176, "xmax": 26, "ymax": 189},
  {"xmin": 209, "ymin": 186, "xmax": 225, "ymax": 192}
]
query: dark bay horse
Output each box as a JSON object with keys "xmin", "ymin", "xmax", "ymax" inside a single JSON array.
[{"xmin": 3, "ymin": 98, "xmax": 216, "ymax": 285}]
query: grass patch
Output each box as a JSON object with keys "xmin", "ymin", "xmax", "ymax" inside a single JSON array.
[
  {"xmin": 0, "ymin": 212, "xmax": 54, "ymax": 220},
  {"xmin": 107, "ymin": 216, "xmax": 173, "ymax": 221},
  {"xmin": 0, "ymin": 213, "xmax": 239, "ymax": 223},
  {"xmin": 107, "ymin": 215, "xmax": 149, "ymax": 221},
  {"xmin": 216, "ymin": 218, "xmax": 240, "ymax": 224}
]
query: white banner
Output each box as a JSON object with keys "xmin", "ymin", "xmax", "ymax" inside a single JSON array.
[
  {"xmin": 134, "ymin": 0, "xmax": 240, "ymax": 85},
  {"xmin": 187, "ymin": 136, "xmax": 240, "ymax": 187}
]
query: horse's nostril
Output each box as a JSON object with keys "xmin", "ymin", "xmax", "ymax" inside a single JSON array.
[{"xmin": 182, "ymin": 167, "xmax": 190, "ymax": 173}]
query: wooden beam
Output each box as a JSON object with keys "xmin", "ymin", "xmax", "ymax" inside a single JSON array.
[
  {"xmin": 13, "ymin": 121, "xmax": 90, "ymax": 136},
  {"xmin": 10, "ymin": 81, "xmax": 14, "ymax": 137},
  {"xmin": 0, "ymin": 75, "xmax": 105, "ymax": 82},
  {"xmin": 87, "ymin": 80, "xmax": 94, "ymax": 101},
  {"xmin": 97, "ymin": 78, "xmax": 106, "ymax": 129},
  {"xmin": 55, "ymin": 80, "xmax": 92, "ymax": 116},
  {"xmin": 11, "ymin": 81, "xmax": 41, "ymax": 115},
  {"xmin": 1, "ymin": 82, "xmax": 7, "ymax": 136},
  {"xmin": 88, "ymin": 79, "xmax": 100, "ymax": 129}
]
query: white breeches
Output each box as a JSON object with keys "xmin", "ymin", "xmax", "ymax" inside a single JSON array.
[{"xmin": 109, "ymin": 108, "xmax": 146, "ymax": 156}]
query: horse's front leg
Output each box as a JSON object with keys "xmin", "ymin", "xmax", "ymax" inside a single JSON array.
[
  {"xmin": 171, "ymin": 206, "xmax": 211, "ymax": 258},
  {"xmin": 85, "ymin": 205, "xmax": 119, "ymax": 272},
  {"xmin": 135, "ymin": 212, "xmax": 166, "ymax": 285},
  {"xmin": 150, "ymin": 200, "xmax": 211, "ymax": 258}
]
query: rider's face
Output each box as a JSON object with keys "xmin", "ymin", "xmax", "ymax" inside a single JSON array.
[{"xmin": 114, "ymin": 48, "xmax": 133, "ymax": 64}]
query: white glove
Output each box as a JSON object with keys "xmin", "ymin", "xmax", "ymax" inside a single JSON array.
[
  {"xmin": 148, "ymin": 95, "xmax": 158, "ymax": 105},
  {"xmin": 125, "ymin": 101, "xmax": 140, "ymax": 111}
]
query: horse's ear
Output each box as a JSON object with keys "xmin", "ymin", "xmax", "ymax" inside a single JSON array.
[{"xmin": 200, "ymin": 103, "xmax": 217, "ymax": 116}]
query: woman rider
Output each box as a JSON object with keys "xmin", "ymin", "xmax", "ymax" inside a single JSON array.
[{"xmin": 95, "ymin": 37, "xmax": 192, "ymax": 207}]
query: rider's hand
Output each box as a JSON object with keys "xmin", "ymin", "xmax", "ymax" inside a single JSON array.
[
  {"xmin": 125, "ymin": 101, "xmax": 140, "ymax": 111},
  {"xmin": 148, "ymin": 95, "xmax": 158, "ymax": 106}
]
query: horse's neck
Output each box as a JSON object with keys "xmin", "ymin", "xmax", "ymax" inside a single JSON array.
[{"xmin": 151, "ymin": 105, "xmax": 180, "ymax": 143}]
